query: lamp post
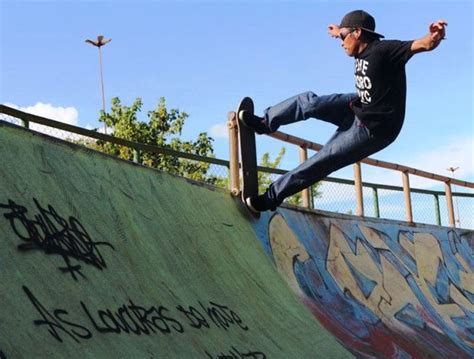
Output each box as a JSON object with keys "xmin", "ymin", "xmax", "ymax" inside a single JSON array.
[
  {"xmin": 85, "ymin": 35, "xmax": 111, "ymax": 133},
  {"xmin": 447, "ymin": 166, "xmax": 461, "ymax": 226}
]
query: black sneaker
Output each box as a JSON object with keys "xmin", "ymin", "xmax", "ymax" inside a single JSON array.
[
  {"xmin": 245, "ymin": 195, "xmax": 276, "ymax": 213},
  {"xmin": 238, "ymin": 111, "xmax": 268, "ymax": 135}
]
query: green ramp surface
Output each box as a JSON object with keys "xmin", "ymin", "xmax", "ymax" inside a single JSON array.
[{"xmin": 0, "ymin": 122, "xmax": 350, "ymax": 358}]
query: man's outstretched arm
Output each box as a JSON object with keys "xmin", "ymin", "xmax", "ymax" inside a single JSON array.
[{"xmin": 411, "ymin": 20, "xmax": 447, "ymax": 54}]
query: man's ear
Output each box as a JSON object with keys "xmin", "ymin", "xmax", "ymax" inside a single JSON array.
[{"xmin": 354, "ymin": 28, "xmax": 362, "ymax": 40}]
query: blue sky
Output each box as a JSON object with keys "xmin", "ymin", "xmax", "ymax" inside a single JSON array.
[{"xmin": 1, "ymin": 0, "xmax": 473, "ymax": 191}]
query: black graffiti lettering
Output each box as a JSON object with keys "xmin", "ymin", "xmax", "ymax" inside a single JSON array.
[
  {"xmin": 155, "ymin": 306, "xmax": 185, "ymax": 333},
  {"xmin": 97, "ymin": 306, "xmax": 143, "ymax": 335},
  {"xmin": 177, "ymin": 302, "xmax": 248, "ymax": 332},
  {"xmin": 230, "ymin": 311, "xmax": 249, "ymax": 331},
  {"xmin": 127, "ymin": 302, "xmax": 156, "ymax": 334},
  {"xmin": 149, "ymin": 307, "xmax": 173, "ymax": 333},
  {"xmin": 23, "ymin": 286, "xmax": 91, "ymax": 343},
  {"xmin": 80, "ymin": 302, "xmax": 116, "ymax": 334},
  {"xmin": 200, "ymin": 302, "xmax": 249, "ymax": 331},
  {"xmin": 116, "ymin": 306, "xmax": 143, "ymax": 335},
  {"xmin": 81, "ymin": 301, "xmax": 184, "ymax": 336},
  {"xmin": 54, "ymin": 310, "xmax": 93, "ymax": 340},
  {"xmin": 22, "ymin": 286, "xmax": 248, "ymax": 343},
  {"xmin": 205, "ymin": 347, "xmax": 266, "ymax": 359},
  {"xmin": 98, "ymin": 310, "xmax": 123, "ymax": 333},
  {"xmin": 177, "ymin": 305, "xmax": 210, "ymax": 329},
  {"xmin": 0, "ymin": 199, "xmax": 114, "ymax": 280},
  {"xmin": 201, "ymin": 302, "xmax": 233, "ymax": 330}
]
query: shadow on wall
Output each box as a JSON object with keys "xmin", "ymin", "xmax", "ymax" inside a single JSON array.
[{"xmin": 255, "ymin": 210, "xmax": 473, "ymax": 359}]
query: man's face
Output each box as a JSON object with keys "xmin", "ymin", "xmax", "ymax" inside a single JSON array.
[{"xmin": 339, "ymin": 27, "xmax": 359, "ymax": 57}]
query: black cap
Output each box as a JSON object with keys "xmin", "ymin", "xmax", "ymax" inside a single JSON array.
[{"xmin": 339, "ymin": 10, "xmax": 384, "ymax": 38}]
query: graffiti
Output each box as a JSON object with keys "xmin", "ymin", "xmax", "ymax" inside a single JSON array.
[
  {"xmin": 0, "ymin": 199, "xmax": 114, "ymax": 280},
  {"xmin": 23, "ymin": 286, "xmax": 92, "ymax": 343},
  {"xmin": 0, "ymin": 350, "xmax": 6, "ymax": 359},
  {"xmin": 262, "ymin": 212, "xmax": 474, "ymax": 359},
  {"xmin": 23, "ymin": 286, "xmax": 249, "ymax": 344},
  {"xmin": 177, "ymin": 302, "xmax": 248, "ymax": 331},
  {"xmin": 205, "ymin": 347, "xmax": 266, "ymax": 358},
  {"xmin": 81, "ymin": 300, "xmax": 184, "ymax": 337}
]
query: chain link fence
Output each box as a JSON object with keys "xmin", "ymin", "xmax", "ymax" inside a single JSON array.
[
  {"xmin": 1, "ymin": 110, "xmax": 473, "ymax": 229},
  {"xmin": 256, "ymin": 166, "xmax": 473, "ymax": 229}
]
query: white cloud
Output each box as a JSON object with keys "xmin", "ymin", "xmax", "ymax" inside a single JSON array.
[
  {"xmin": 209, "ymin": 122, "xmax": 229, "ymax": 139},
  {"xmin": 361, "ymin": 135, "xmax": 474, "ymax": 191},
  {"xmin": 4, "ymin": 102, "xmax": 78, "ymax": 126},
  {"xmin": 2, "ymin": 102, "xmax": 82, "ymax": 140}
]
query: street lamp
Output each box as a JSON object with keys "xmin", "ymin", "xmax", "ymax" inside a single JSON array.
[{"xmin": 85, "ymin": 35, "xmax": 111, "ymax": 133}]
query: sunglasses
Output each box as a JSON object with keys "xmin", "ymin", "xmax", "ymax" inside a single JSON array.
[{"xmin": 339, "ymin": 28, "xmax": 356, "ymax": 41}]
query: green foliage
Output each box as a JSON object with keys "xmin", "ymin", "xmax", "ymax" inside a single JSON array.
[
  {"xmin": 90, "ymin": 97, "xmax": 215, "ymax": 181},
  {"xmin": 79, "ymin": 96, "xmax": 323, "ymax": 208},
  {"xmin": 212, "ymin": 147, "xmax": 321, "ymax": 207},
  {"xmin": 259, "ymin": 147, "xmax": 302, "ymax": 206},
  {"xmin": 258, "ymin": 147, "xmax": 322, "ymax": 206}
]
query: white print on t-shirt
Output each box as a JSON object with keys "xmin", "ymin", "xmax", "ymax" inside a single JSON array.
[{"xmin": 355, "ymin": 59, "xmax": 372, "ymax": 104}]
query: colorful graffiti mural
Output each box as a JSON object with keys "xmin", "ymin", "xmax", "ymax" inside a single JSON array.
[{"xmin": 255, "ymin": 210, "xmax": 473, "ymax": 358}]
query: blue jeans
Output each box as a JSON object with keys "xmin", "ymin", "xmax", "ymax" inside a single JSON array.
[{"xmin": 262, "ymin": 92, "xmax": 396, "ymax": 206}]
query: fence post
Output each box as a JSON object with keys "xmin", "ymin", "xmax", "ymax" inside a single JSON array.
[
  {"xmin": 133, "ymin": 149, "xmax": 141, "ymax": 164},
  {"xmin": 372, "ymin": 186, "xmax": 380, "ymax": 218},
  {"xmin": 228, "ymin": 112, "xmax": 240, "ymax": 196},
  {"xmin": 21, "ymin": 119, "xmax": 30, "ymax": 129},
  {"xmin": 402, "ymin": 171, "xmax": 413, "ymax": 223},
  {"xmin": 310, "ymin": 185, "xmax": 315, "ymax": 209},
  {"xmin": 433, "ymin": 194, "xmax": 441, "ymax": 226},
  {"xmin": 444, "ymin": 181, "xmax": 456, "ymax": 227},
  {"xmin": 353, "ymin": 162, "xmax": 364, "ymax": 216},
  {"xmin": 299, "ymin": 146, "xmax": 311, "ymax": 208}
]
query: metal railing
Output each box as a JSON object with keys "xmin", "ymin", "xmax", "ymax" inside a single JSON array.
[{"xmin": 1, "ymin": 105, "xmax": 473, "ymax": 229}]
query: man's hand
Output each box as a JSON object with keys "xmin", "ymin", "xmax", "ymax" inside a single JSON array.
[
  {"xmin": 411, "ymin": 19, "xmax": 448, "ymax": 54},
  {"xmin": 327, "ymin": 24, "xmax": 341, "ymax": 38},
  {"xmin": 429, "ymin": 20, "xmax": 447, "ymax": 42}
]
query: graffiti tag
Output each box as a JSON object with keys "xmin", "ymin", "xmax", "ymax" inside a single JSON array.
[
  {"xmin": 23, "ymin": 286, "xmax": 249, "ymax": 344},
  {"xmin": 0, "ymin": 199, "xmax": 114, "ymax": 280},
  {"xmin": 205, "ymin": 347, "xmax": 267, "ymax": 358}
]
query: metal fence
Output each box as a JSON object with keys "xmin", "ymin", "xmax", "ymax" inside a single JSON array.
[
  {"xmin": 1, "ymin": 105, "xmax": 473, "ymax": 229},
  {"xmin": 255, "ymin": 170, "xmax": 473, "ymax": 228},
  {"xmin": 226, "ymin": 111, "xmax": 474, "ymax": 229},
  {"xmin": 0, "ymin": 106, "xmax": 230, "ymax": 188}
]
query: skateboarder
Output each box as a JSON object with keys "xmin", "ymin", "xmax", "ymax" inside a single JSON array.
[{"xmin": 240, "ymin": 10, "xmax": 447, "ymax": 213}]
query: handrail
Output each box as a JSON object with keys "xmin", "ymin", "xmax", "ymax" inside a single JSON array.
[
  {"xmin": 2, "ymin": 104, "xmax": 472, "ymax": 227},
  {"xmin": 5, "ymin": 104, "xmax": 467, "ymax": 198},
  {"xmin": 256, "ymin": 164, "xmax": 473, "ymax": 197},
  {"xmin": 268, "ymin": 130, "xmax": 474, "ymax": 189},
  {"xmin": 4, "ymin": 104, "xmax": 470, "ymax": 189},
  {"xmin": 0, "ymin": 105, "xmax": 229, "ymax": 167}
]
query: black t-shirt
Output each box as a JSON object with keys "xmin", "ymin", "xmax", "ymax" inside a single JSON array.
[{"xmin": 352, "ymin": 39, "xmax": 414, "ymax": 137}]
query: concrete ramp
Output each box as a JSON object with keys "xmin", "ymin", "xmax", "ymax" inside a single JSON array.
[
  {"xmin": 253, "ymin": 209, "xmax": 473, "ymax": 358},
  {"xmin": 0, "ymin": 122, "xmax": 349, "ymax": 358},
  {"xmin": 1, "ymin": 121, "xmax": 473, "ymax": 358}
]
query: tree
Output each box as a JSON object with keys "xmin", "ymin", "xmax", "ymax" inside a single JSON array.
[
  {"xmin": 80, "ymin": 96, "xmax": 322, "ymax": 208},
  {"xmin": 89, "ymin": 97, "xmax": 215, "ymax": 181},
  {"xmin": 210, "ymin": 147, "xmax": 321, "ymax": 207},
  {"xmin": 259, "ymin": 148, "xmax": 299, "ymax": 206}
]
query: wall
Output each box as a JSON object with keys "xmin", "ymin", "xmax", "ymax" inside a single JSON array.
[{"xmin": 252, "ymin": 209, "xmax": 473, "ymax": 358}]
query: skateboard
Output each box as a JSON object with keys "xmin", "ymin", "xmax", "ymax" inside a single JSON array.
[{"xmin": 236, "ymin": 97, "xmax": 259, "ymax": 215}]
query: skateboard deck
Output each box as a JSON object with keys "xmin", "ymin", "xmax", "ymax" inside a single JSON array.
[{"xmin": 236, "ymin": 97, "xmax": 259, "ymax": 213}]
